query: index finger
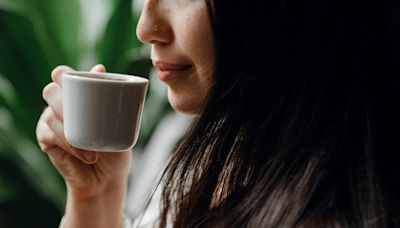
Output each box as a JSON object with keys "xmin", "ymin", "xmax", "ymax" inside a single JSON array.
[{"xmin": 51, "ymin": 65, "xmax": 75, "ymax": 86}]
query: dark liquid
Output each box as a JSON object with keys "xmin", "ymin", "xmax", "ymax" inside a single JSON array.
[
  {"xmin": 96, "ymin": 77, "xmax": 127, "ymax": 81},
  {"xmin": 77, "ymin": 75, "xmax": 127, "ymax": 81}
]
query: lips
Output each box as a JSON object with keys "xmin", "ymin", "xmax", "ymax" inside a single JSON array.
[{"xmin": 153, "ymin": 60, "xmax": 192, "ymax": 81}]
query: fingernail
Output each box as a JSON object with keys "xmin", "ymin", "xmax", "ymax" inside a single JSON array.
[
  {"xmin": 94, "ymin": 64, "xmax": 106, "ymax": 72},
  {"xmin": 83, "ymin": 152, "xmax": 96, "ymax": 163}
]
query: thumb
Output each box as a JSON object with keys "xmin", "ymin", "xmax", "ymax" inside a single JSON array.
[{"xmin": 90, "ymin": 64, "xmax": 106, "ymax": 73}]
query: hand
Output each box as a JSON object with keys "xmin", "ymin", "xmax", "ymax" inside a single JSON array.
[
  {"xmin": 36, "ymin": 65, "xmax": 131, "ymax": 227},
  {"xmin": 36, "ymin": 65, "xmax": 132, "ymax": 199}
]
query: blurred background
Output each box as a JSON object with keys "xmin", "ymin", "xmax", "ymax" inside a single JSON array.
[{"xmin": 0, "ymin": 0, "xmax": 176, "ymax": 227}]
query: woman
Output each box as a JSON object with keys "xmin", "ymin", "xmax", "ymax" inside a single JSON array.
[{"xmin": 36, "ymin": 0, "xmax": 400, "ymax": 226}]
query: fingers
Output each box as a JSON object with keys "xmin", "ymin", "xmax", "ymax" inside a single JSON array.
[
  {"xmin": 41, "ymin": 64, "xmax": 106, "ymax": 164},
  {"xmin": 44, "ymin": 146, "xmax": 70, "ymax": 170},
  {"xmin": 91, "ymin": 64, "xmax": 106, "ymax": 73},
  {"xmin": 45, "ymin": 64, "xmax": 107, "ymax": 120},
  {"xmin": 39, "ymin": 107, "xmax": 68, "ymax": 151},
  {"xmin": 42, "ymin": 82, "xmax": 63, "ymax": 121},
  {"xmin": 44, "ymin": 146, "xmax": 83, "ymax": 177},
  {"xmin": 51, "ymin": 65, "xmax": 74, "ymax": 86},
  {"xmin": 51, "ymin": 64, "xmax": 106, "ymax": 87},
  {"xmin": 39, "ymin": 107, "xmax": 98, "ymax": 164},
  {"xmin": 36, "ymin": 119, "xmax": 58, "ymax": 152}
]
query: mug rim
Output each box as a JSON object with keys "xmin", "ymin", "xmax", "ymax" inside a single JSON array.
[{"xmin": 62, "ymin": 71, "xmax": 149, "ymax": 84}]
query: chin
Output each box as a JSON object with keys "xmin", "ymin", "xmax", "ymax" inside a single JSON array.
[{"xmin": 168, "ymin": 89, "xmax": 202, "ymax": 116}]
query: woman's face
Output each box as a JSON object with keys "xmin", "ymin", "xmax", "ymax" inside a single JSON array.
[{"xmin": 136, "ymin": 0, "xmax": 214, "ymax": 115}]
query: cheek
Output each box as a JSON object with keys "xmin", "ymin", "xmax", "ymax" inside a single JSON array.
[
  {"xmin": 181, "ymin": 12, "xmax": 214, "ymax": 80},
  {"xmin": 175, "ymin": 4, "xmax": 214, "ymax": 77},
  {"xmin": 167, "ymin": 4, "xmax": 214, "ymax": 115}
]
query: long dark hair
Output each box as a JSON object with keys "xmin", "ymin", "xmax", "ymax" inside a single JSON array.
[{"xmin": 159, "ymin": 0, "xmax": 400, "ymax": 227}]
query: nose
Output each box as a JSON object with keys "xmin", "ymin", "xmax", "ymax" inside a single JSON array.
[{"xmin": 136, "ymin": 0, "xmax": 173, "ymax": 46}]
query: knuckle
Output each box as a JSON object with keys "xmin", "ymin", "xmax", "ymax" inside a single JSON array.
[
  {"xmin": 36, "ymin": 115, "xmax": 59, "ymax": 153},
  {"xmin": 41, "ymin": 145, "xmax": 52, "ymax": 153},
  {"xmin": 41, "ymin": 106, "xmax": 51, "ymax": 119},
  {"xmin": 37, "ymin": 142, "xmax": 46, "ymax": 152},
  {"xmin": 46, "ymin": 114, "xmax": 57, "ymax": 127},
  {"xmin": 42, "ymin": 82, "xmax": 57, "ymax": 100},
  {"xmin": 42, "ymin": 145, "xmax": 57, "ymax": 154},
  {"xmin": 51, "ymin": 65, "xmax": 73, "ymax": 81},
  {"xmin": 51, "ymin": 65, "xmax": 69, "ymax": 76},
  {"xmin": 42, "ymin": 108, "xmax": 56, "ymax": 126},
  {"xmin": 39, "ymin": 126, "xmax": 56, "ymax": 143},
  {"xmin": 35, "ymin": 125, "xmax": 44, "ymax": 142},
  {"xmin": 37, "ymin": 134, "xmax": 55, "ymax": 152},
  {"xmin": 36, "ymin": 132, "xmax": 44, "ymax": 145}
]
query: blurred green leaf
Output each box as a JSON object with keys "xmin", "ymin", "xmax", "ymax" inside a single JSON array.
[
  {"xmin": 0, "ymin": 106, "xmax": 12, "ymax": 131},
  {"xmin": 33, "ymin": 0, "xmax": 82, "ymax": 67},
  {"xmin": 1, "ymin": 0, "xmax": 82, "ymax": 67},
  {"xmin": 0, "ymin": 176, "xmax": 18, "ymax": 203},
  {"xmin": 0, "ymin": 74, "xmax": 16, "ymax": 107},
  {"xmin": 0, "ymin": 105, "xmax": 65, "ymax": 208},
  {"xmin": 0, "ymin": 131, "xmax": 65, "ymax": 206},
  {"xmin": 97, "ymin": 0, "xmax": 142, "ymax": 72},
  {"xmin": 0, "ymin": 155, "xmax": 62, "ymax": 228},
  {"xmin": 0, "ymin": 11, "xmax": 51, "ymax": 144}
]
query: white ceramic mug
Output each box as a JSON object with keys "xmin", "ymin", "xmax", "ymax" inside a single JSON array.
[{"xmin": 62, "ymin": 71, "xmax": 149, "ymax": 152}]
